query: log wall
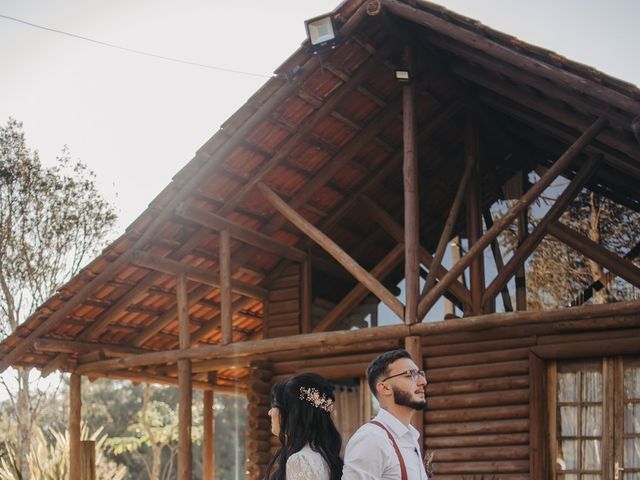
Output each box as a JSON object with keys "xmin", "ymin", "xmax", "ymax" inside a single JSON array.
[
  {"xmin": 266, "ymin": 265, "xmax": 301, "ymax": 338},
  {"xmin": 245, "ymin": 361, "xmax": 273, "ymax": 480},
  {"xmin": 245, "ymin": 312, "xmax": 640, "ymax": 480}
]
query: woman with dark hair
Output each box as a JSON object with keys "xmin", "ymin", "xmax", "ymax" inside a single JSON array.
[{"xmin": 265, "ymin": 373, "xmax": 343, "ymax": 480}]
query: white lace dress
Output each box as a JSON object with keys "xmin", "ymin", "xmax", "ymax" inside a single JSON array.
[{"xmin": 286, "ymin": 444, "xmax": 331, "ymax": 480}]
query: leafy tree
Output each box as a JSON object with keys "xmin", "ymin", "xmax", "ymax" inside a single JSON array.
[
  {"xmin": 106, "ymin": 384, "xmax": 205, "ymax": 480},
  {"xmin": 0, "ymin": 423, "xmax": 127, "ymax": 480},
  {"xmin": 0, "ymin": 118, "xmax": 117, "ymax": 478},
  {"xmin": 493, "ymin": 176, "xmax": 640, "ymax": 310},
  {"xmin": 527, "ymin": 190, "xmax": 640, "ymax": 309}
]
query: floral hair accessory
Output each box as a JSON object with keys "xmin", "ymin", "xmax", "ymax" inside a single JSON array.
[{"xmin": 299, "ymin": 386, "xmax": 334, "ymax": 413}]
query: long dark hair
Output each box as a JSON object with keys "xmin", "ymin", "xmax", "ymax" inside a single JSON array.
[{"xmin": 264, "ymin": 373, "xmax": 343, "ymax": 480}]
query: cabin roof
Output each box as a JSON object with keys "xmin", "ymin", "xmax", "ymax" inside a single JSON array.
[{"xmin": 2, "ymin": 0, "xmax": 639, "ymax": 390}]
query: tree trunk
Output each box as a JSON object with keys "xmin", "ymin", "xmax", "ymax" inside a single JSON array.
[
  {"xmin": 588, "ymin": 192, "xmax": 608, "ymax": 303},
  {"xmin": 16, "ymin": 369, "xmax": 32, "ymax": 480}
]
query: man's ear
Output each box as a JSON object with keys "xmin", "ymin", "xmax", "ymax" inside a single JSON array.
[{"xmin": 375, "ymin": 381, "xmax": 392, "ymax": 398}]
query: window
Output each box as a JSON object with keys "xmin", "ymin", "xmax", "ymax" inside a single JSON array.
[{"xmin": 549, "ymin": 357, "xmax": 640, "ymax": 480}]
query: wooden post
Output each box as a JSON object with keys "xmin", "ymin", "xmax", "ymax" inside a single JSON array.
[
  {"xmin": 404, "ymin": 336, "xmax": 423, "ymax": 443},
  {"xmin": 176, "ymin": 273, "xmax": 193, "ymax": 480},
  {"xmin": 202, "ymin": 385, "xmax": 215, "ymax": 480},
  {"xmin": 465, "ymin": 109, "xmax": 484, "ymax": 314},
  {"xmin": 301, "ymin": 259, "xmax": 312, "ymax": 333},
  {"xmin": 482, "ymin": 211, "xmax": 514, "ymax": 312},
  {"xmin": 81, "ymin": 441, "xmax": 96, "ymax": 480},
  {"xmin": 516, "ymin": 172, "xmax": 528, "ymax": 311},
  {"xmin": 219, "ymin": 230, "xmax": 232, "ymax": 345},
  {"xmin": 69, "ymin": 373, "xmax": 82, "ymax": 480},
  {"xmin": 402, "ymin": 43, "xmax": 420, "ymax": 325}
]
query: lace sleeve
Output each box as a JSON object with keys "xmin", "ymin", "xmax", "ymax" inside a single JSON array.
[{"xmin": 286, "ymin": 449, "xmax": 329, "ymax": 480}]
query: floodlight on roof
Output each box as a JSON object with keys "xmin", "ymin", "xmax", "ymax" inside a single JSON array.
[{"xmin": 304, "ymin": 14, "xmax": 338, "ymax": 54}]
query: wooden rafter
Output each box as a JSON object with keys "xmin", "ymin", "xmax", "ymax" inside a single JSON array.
[
  {"xmin": 547, "ymin": 222, "xmax": 640, "ymax": 289},
  {"xmin": 453, "ymin": 62, "xmax": 640, "ymax": 162},
  {"xmin": 482, "ymin": 210, "xmax": 513, "ymax": 312},
  {"xmin": 423, "ymin": 147, "xmax": 473, "ymax": 294},
  {"xmin": 257, "ymin": 182, "xmax": 405, "ymax": 320},
  {"xmin": 131, "ymin": 250, "xmax": 266, "ymax": 300},
  {"xmin": 176, "ymin": 203, "xmax": 307, "ymax": 263},
  {"xmin": 482, "ymin": 153, "xmax": 603, "ymax": 307},
  {"xmin": 417, "ymin": 117, "xmax": 608, "ymax": 319},
  {"xmin": 382, "ymin": 0, "xmax": 640, "ymax": 114},
  {"xmin": 360, "ymin": 195, "xmax": 472, "ymax": 307},
  {"xmin": 313, "ymin": 243, "xmax": 405, "ymax": 333}
]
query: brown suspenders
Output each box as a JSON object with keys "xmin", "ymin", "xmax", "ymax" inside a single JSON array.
[{"xmin": 369, "ymin": 421, "xmax": 408, "ymax": 480}]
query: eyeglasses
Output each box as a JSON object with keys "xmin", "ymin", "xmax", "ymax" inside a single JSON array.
[{"xmin": 381, "ymin": 369, "xmax": 426, "ymax": 382}]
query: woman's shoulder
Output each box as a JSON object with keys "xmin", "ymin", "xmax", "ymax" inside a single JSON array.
[{"xmin": 286, "ymin": 445, "xmax": 329, "ymax": 479}]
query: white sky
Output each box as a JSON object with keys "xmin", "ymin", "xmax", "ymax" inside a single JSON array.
[
  {"xmin": 0, "ymin": 0, "xmax": 638, "ymax": 400},
  {"xmin": 1, "ymin": 0, "xmax": 638, "ymax": 233}
]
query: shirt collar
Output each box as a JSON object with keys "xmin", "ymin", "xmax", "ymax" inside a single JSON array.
[{"xmin": 375, "ymin": 408, "xmax": 420, "ymax": 442}]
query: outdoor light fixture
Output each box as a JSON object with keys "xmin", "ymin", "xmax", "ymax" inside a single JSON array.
[
  {"xmin": 304, "ymin": 14, "xmax": 338, "ymax": 54},
  {"xmin": 395, "ymin": 69, "xmax": 411, "ymax": 83}
]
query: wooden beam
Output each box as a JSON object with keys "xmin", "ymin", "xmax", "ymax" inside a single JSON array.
[
  {"xmin": 424, "ymin": 151, "xmax": 473, "ymax": 294},
  {"xmin": 417, "ymin": 117, "xmax": 608, "ymax": 319},
  {"xmin": 202, "ymin": 386, "xmax": 215, "ymax": 480},
  {"xmin": 481, "ymin": 211, "xmax": 513, "ymax": 312},
  {"xmin": 314, "ymin": 243, "xmax": 405, "ymax": 332},
  {"xmin": 402, "ymin": 42, "xmax": 420, "ymax": 325},
  {"xmin": 74, "ymin": 299, "xmax": 640, "ymax": 373},
  {"xmin": 34, "ymin": 338, "xmax": 145, "ymax": 356},
  {"xmin": 131, "ymin": 250, "xmax": 266, "ymax": 299},
  {"xmin": 191, "ymin": 297, "xmax": 255, "ymax": 345},
  {"xmin": 453, "ymin": 62, "xmax": 640, "ymax": 162},
  {"xmin": 360, "ymin": 196, "xmax": 472, "ymax": 306},
  {"xmin": 131, "ymin": 284, "xmax": 211, "ymax": 348},
  {"xmin": 571, "ymin": 240, "xmax": 640, "ymax": 306},
  {"xmin": 481, "ymin": 92, "xmax": 640, "ymax": 178},
  {"xmin": 547, "ymin": 221, "xmax": 640, "ymax": 289},
  {"xmin": 257, "ymin": 182, "xmax": 404, "ymax": 320},
  {"xmin": 464, "ymin": 108, "xmax": 484, "ymax": 314},
  {"xmin": 175, "ymin": 203, "xmax": 307, "ymax": 262},
  {"xmin": 482, "ymin": 153, "xmax": 603, "ymax": 307},
  {"xmin": 424, "ymin": 33, "xmax": 634, "ymax": 132},
  {"xmin": 176, "ymin": 273, "xmax": 192, "ymax": 480},
  {"xmin": 301, "ymin": 259, "xmax": 312, "ymax": 334},
  {"xmin": 381, "ymin": 0, "xmax": 640, "ymax": 114},
  {"xmin": 219, "ymin": 230, "xmax": 232, "ymax": 345},
  {"xmin": 69, "ymin": 373, "xmax": 81, "ymax": 480},
  {"xmin": 92, "ymin": 369, "xmax": 244, "ymax": 394}
]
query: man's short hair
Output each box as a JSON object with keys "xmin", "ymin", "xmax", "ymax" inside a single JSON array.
[{"xmin": 366, "ymin": 349, "xmax": 412, "ymax": 397}]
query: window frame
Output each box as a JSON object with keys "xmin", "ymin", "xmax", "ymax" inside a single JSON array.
[{"xmin": 529, "ymin": 336, "xmax": 640, "ymax": 479}]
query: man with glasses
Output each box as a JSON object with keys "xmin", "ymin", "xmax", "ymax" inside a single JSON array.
[{"xmin": 342, "ymin": 349, "xmax": 429, "ymax": 479}]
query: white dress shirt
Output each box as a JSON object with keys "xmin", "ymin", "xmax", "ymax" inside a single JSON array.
[{"xmin": 342, "ymin": 408, "xmax": 428, "ymax": 480}]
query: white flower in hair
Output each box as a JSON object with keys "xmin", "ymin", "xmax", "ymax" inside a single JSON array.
[{"xmin": 298, "ymin": 386, "xmax": 334, "ymax": 413}]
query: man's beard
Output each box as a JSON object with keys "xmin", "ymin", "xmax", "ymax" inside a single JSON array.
[{"xmin": 392, "ymin": 385, "xmax": 426, "ymax": 411}]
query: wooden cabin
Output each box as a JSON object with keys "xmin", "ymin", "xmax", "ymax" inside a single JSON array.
[{"xmin": 2, "ymin": 0, "xmax": 639, "ymax": 478}]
